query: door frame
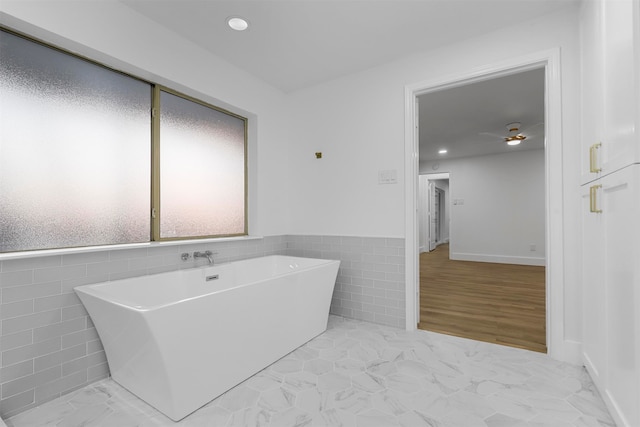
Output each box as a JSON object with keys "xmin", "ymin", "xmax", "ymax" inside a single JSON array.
[
  {"xmin": 417, "ymin": 172, "xmax": 450, "ymax": 323},
  {"xmin": 404, "ymin": 48, "xmax": 569, "ymax": 361},
  {"xmin": 422, "ymin": 172, "xmax": 450, "ymax": 253},
  {"xmin": 435, "ymin": 186, "xmax": 444, "ymax": 244},
  {"xmin": 428, "ymin": 180, "xmax": 436, "ymax": 252}
]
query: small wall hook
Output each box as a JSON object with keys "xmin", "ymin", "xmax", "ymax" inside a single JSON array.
[{"xmin": 315, "ymin": 152, "xmax": 322, "ymax": 159}]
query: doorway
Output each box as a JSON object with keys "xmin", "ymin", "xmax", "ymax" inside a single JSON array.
[
  {"xmin": 434, "ymin": 187, "xmax": 443, "ymax": 245},
  {"xmin": 432, "ymin": 182, "xmax": 447, "ymax": 247},
  {"xmin": 415, "ymin": 69, "xmax": 547, "ymax": 352},
  {"xmin": 404, "ymin": 49, "xmax": 567, "ymax": 359},
  {"xmin": 419, "ymin": 173, "xmax": 450, "ymax": 254}
]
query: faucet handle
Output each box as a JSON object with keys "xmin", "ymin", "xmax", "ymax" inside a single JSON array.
[{"xmin": 193, "ymin": 250, "xmax": 216, "ymax": 265}]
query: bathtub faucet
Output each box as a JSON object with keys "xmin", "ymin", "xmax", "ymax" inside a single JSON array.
[{"xmin": 194, "ymin": 250, "xmax": 215, "ymax": 265}]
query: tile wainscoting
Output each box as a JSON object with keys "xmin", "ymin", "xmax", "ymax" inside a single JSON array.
[
  {"xmin": 284, "ymin": 235, "xmax": 405, "ymax": 329},
  {"xmin": 0, "ymin": 234, "xmax": 405, "ymax": 419}
]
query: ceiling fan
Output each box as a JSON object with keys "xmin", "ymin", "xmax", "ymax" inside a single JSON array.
[{"xmin": 480, "ymin": 122, "xmax": 543, "ymax": 146}]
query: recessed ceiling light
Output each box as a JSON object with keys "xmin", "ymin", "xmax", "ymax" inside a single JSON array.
[
  {"xmin": 227, "ymin": 16, "xmax": 249, "ymax": 31},
  {"xmin": 438, "ymin": 149, "xmax": 448, "ymax": 154}
]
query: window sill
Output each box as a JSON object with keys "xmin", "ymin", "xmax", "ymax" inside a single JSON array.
[{"xmin": 0, "ymin": 235, "xmax": 264, "ymax": 261}]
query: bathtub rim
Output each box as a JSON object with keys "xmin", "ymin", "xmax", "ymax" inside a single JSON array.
[{"xmin": 74, "ymin": 255, "xmax": 340, "ymax": 312}]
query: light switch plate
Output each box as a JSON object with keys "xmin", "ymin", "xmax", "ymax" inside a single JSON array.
[{"xmin": 378, "ymin": 169, "xmax": 398, "ymax": 184}]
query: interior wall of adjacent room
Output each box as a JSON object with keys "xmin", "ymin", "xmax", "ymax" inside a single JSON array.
[{"xmin": 420, "ymin": 149, "xmax": 545, "ymax": 265}]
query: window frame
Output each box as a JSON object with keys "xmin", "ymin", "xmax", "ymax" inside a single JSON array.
[
  {"xmin": 0, "ymin": 27, "xmax": 249, "ymax": 254},
  {"xmin": 151, "ymin": 85, "xmax": 249, "ymax": 242}
]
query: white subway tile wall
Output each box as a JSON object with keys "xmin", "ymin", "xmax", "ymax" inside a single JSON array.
[{"xmin": 0, "ymin": 235, "xmax": 404, "ymax": 419}]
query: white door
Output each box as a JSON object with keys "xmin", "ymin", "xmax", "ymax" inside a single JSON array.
[
  {"xmin": 435, "ymin": 188, "xmax": 444, "ymax": 243},
  {"xmin": 428, "ymin": 181, "xmax": 436, "ymax": 251},
  {"xmin": 602, "ymin": 165, "xmax": 640, "ymax": 427},
  {"xmin": 581, "ymin": 182, "xmax": 606, "ymax": 389},
  {"xmin": 581, "ymin": 0, "xmax": 640, "ymax": 183},
  {"xmin": 601, "ymin": 0, "xmax": 640, "ymax": 174}
]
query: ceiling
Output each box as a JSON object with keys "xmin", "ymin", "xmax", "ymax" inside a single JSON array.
[
  {"xmin": 418, "ymin": 68, "xmax": 545, "ymax": 162},
  {"xmin": 119, "ymin": 1, "xmax": 557, "ymax": 163},
  {"xmin": 120, "ymin": 0, "xmax": 576, "ymax": 93}
]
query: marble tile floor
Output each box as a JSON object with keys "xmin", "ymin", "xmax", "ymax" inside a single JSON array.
[{"xmin": 6, "ymin": 316, "xmax": 615, "ymax": 427}]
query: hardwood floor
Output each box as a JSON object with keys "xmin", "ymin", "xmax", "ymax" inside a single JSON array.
[{"xmin": 418, "ymin": 244, "xmax": 547, "ymax": 353}]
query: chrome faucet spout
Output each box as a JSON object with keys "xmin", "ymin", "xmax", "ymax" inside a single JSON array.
[{"xmin": 194, "ymin": 250, "xmax": 214, "ymax": 265}]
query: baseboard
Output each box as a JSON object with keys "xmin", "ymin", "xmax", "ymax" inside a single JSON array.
[
  {"xmin": 583, "ymin": 352, "xmax": 603, "ymax": 390},
  {"xmin": 584, "ymin": 352, "xmax": 632, "ymax": 427},
  {"xmin": 605, "ymin": 389, "xmax": 630, "ymax": 427},
  {"xmin": 450, "ymin": 252, "xmax": 545, "ymax": 266}
]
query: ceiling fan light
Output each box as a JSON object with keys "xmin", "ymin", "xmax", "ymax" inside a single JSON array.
[{"xmin": 507, "ymin": 139, "xmax": 521, "ymax": 146}]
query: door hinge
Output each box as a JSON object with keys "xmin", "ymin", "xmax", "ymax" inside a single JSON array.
[{"xmin": 152, "ymin": 208, "xmax": 157, "ymax": 219}]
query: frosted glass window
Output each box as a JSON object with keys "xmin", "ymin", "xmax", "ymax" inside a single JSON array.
[
  {"xmin": 159, "ymin": 90, "xmax": 246, "ymax": 238},
  {"xmin": 0, "ymin": 31, "xmax": 151, "ymax": 252}
]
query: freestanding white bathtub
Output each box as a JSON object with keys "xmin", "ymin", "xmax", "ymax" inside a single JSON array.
[{"xmin": 75, "ymin": 255, "xmax": 339, "ymax": 421}]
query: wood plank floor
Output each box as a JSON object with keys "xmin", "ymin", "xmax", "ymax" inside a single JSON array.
[{"xmin": 418, "ymin": 244, "xmax": 547, "ymax": 353}]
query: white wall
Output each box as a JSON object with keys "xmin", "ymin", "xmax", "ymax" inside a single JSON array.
[
  {"xmin": 286, "ymin": 5, "xmax": 582, "ymax": 356},
  {"xmin": 284, "ymin": 84, "xmax": 405, "ymax": 237},
  {"xmin": 421, "ymin": 150, "xmax": 545, "ymax": 266},
  {"xmin": 0, "ymin": 0, "xmax": 291, "ymax": 237}
]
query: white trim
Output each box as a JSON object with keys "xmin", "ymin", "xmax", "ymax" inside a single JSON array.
[
  {"xmin": 405, "ymin": 85, "xmax": 420, "ymax": 330},
  {"xmin": 405, "ymin": 48, "xmax": 569, "ymax": 361},
  {"xmin": 0, "ymin": 235, "xmax": 265, "ymax": 261},
  {"xmin": 450, "ymin": 252, "xmax": 545, "ymax": 266},
  {"xmin": 422, "ymin": 172, "xmax": 450, "ymax": 180}
]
